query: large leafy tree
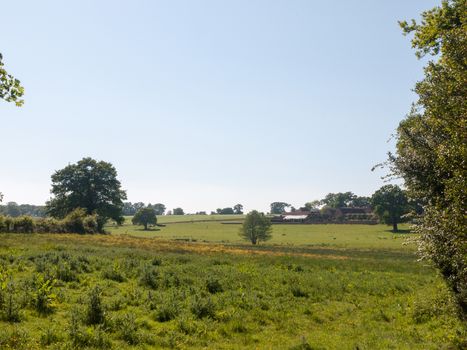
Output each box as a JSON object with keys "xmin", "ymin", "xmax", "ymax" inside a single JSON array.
[
  {"xmin": 0, "ymin": 53, "xmax": 24, "ymax": 106},
  {"xmin": 392, "ymin": 0, "xmax": 466, "ymax": 318},
  {"xmin": 46, "ymin": 158, "xmax": 127, "ymax": 232},
  {"xmin": 132, "ymin": 207, "xmax": 157, "ymax": 230},
  {"xmin": 270, "ymin": 202, "xmax": 290, "ymax": 214},
  {"xmin": 371, "ymin": 185, "xmax": 409, "ymax": 233},
  {"xmin": 240, "ymin": 210, "xmax": 272, "ymax": 245}
]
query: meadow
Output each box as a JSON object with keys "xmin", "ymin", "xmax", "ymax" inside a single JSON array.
[{"xmin": 0, "ymin": 221, "xmax": 465, "ymax": 349}]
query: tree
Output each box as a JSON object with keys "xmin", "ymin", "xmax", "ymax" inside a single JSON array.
[
  {"xmin": 172, "ymin": 207, "xmax": 184, "ymax": 215},
  {"xmin": 46, "ymin": 157, "xmax": 127, "ymax": 232},
  {"xmin": 304, "ymin": 200, "xmax": 321, "ymax": 210},
  {"xmin": 320, "ymin": 192, "xmax": 356, "ymax": 208},
  {"xmin": 218, "ymin": 207, "xmax": 234, "ymax": 215},
  {"xmin": 150, "ymin": 203, "xmax": 166, "ymax": 216},
  {"xmin": 132, "ymin": 207, "xmax": 157, "ymax": 230},
  {"xmin": 270, "ymin": 202, "xmax": 290, "ymax": 214},
  {"xmin": 233, "ymin": 204, "xmax": 243, "ymax": 214},
  {"xmin": 371, "ymin": 185, "xmax": 408, "ymax": 233},
  {"xmin": 0, "ymin": 192, "xmax": 3, "ymax": 202},
  {"xmin": 4, "ymin": 202, "xmax": 21, "ymax": 217},
  {"xmin": 0, "ymin": 53, "xmax": 24, "ymax": 106},
  {"xmin": 390, "ymin": 0, "xmax": 466, "ymax": 318},
  {"xmin": 239, "ymin": 210, "xmax": 272, "ymax": 245}
]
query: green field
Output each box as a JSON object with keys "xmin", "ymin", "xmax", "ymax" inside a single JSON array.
[
  {"xmin": 112, "ymin": 217, "xmax": 413, "ymax": 249},
  {"xmin": 0, "ymin": 223, "xmax": 465, "ymax": 349}
]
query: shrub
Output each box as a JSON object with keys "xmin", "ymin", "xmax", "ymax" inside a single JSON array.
[
  {"xmin": 154, "ymin": 299, "xmax": 179, "ymax": 322},
  {"xmin": 206, "ymin": 277, "xmax": 223, "ymax": 294},
  {"xmin": 139, "ymin": 264, "xmax": 159, "ymax": 289},
  {"xmin": 291, "ymin": 285, "xmax": 309, "ymax": 298},
  {"xmin": 102, "ymin": 262, "xmax": 126, "ymax": 282},
  {"xmin": 40, "ymin": 327, "xmax": 63, "ymax": 346},
  {"xmin": 62, "ymin": 208, "xmax": 87, "ymax": 234},
  {"xmin": 33, "ymin": 275, "xmax": 57, "ymax": 314},
  {"xmin": 12, "ymin": 216, "xmax": 34, "ymax": 233},
  {"xmin": 86, "ymin": 286, "xmax": 105, "ymax": 325},
  {"xmin": 116, "ymin": 313, "xmax": 140, "ymax": 345},
  {"xmin": 191, "ymin": 296, "xmax": 216, "ymax": 319}
]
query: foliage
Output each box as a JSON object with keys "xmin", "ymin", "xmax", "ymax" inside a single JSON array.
[
  {"xmin": 132, "ymin": 207, "xmax": 157, "ymax": 230},
  {"xmin": 172, "ymin": 207, "xmax": 184, "ymax": 215},
  {"xmin": 371, "ymin": 185, "xmax": 409, "ymax": 232},
  {"xmin": 0, "ymin": 232, "xmax": 464, "ymax": 348},
  {"xmin": 33, "ymin": 275, "xmax": 57, "ymax": 315},
  {"xmin": 0, "ymin": 53, "xmax": 24, "ymax": 106},
  {"xmin": 0, "ymin": 203, "xmax": 46, "ymax": 217},
  {"xmin": 46, "ymin": 157, "xmax": 127, "ymax": 232},
  {"xmin": 86, "ymin": 286, "xmax": 105, "ymax": 325},
  {"xmin": 216, "ymin": 207, "xmax": 234, "ymax": 214},
  {"xmin": 240, "ymin": 210, "xmax": 272, "ymax": 245},
  {"xmin": 392, "ymin": 0, "xmax": 466, "ymax": 318},
  {"xmin": 270, "ymin": 202, "xmax": 290, "ymax": 214},
  {"xmin": 233, "ymin": 204, "xmax": 243, "ymax": 214}
]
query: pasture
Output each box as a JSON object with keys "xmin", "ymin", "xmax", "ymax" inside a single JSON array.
[{"xmin": 0, "ymin": 222, "xmax": 465, "ymax": 349}]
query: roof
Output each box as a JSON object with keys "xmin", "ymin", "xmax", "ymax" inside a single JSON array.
[{"xmin": 283, "ymin": 215, "xmax": 309, "ymax": 220}]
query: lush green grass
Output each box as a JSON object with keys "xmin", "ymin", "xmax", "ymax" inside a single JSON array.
[
  {"xmin": 112, "ymin": 220, "xmax": 415, "ymax": 250},
  {"xmin": 0, "ymin": 230, "xmax": 464, "ymax": 349},
  {"xmin": 124, "ymin": 214, "xmax": 245, "ymax": 225}
]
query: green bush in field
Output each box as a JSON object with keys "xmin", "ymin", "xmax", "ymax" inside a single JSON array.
[
  {"xmin": 86, "ymin": 286, "xmax": 105, "ymax": 325},
  {"xmin": 115, "ymin": 312, "xmax": 140, "ymax": 345},
  {"xmin": 191, "ymin": 295, "xmax": 216, "ymax": 319},
  {"xmin": 12, "ymin": 216, "xmax": 34, "ymax": 233},
  {"xmin": 102, "ymin": 262, "xmax": 126, "ymax": 282},
  {"xmin": 33, "ymin": 275, "xmax": 56, "ymax": 315},
  {"xmin": 139, "ymin": 263, "xmax": 159, "ymax": 289}
]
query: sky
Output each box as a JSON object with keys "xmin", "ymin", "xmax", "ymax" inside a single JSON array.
[{"xmin": 1, "ymin": 0, "xmax": 438, "ymax": 213}]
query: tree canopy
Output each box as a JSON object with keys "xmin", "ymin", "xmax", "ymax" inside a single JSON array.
[
  {"xmin": 270, "ymin": 202, "xmax": 290, "ymax": 214},
  {"xmin": 46, "ymin": 158, "xmax": 127, "ymax": 232},
  {"xmin": 239, "ymin": 210, "xmax": 272, "ymax": 245},
  {"xmin": 392, "ymin": 0, "xmax": 466, "ymax": 318},
  {"xmin": 0, "ymin": 53, "xmax": 24, "ymax": 106},
  {"xmin": 172, "ymin": 207, "xmax": 184, "ymax": 215},
  {"xmin": 371, "ymin": 185, "xmax": 409, "ymax": 232},
  {"xmin": 132, "ymin": 207, "xmax": 157, "ymax": 230}
]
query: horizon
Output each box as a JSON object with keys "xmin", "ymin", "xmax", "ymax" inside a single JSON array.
[{"xmin": 1, "ymin": 0, "xmax": 437, "ymax": 213}]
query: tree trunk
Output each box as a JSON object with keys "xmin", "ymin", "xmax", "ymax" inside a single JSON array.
[
  {"xmin": 392, "ymin": 222, "xmax": 398, "ymax": 233},
  {"xmin": 144, "ymin": 223, "xmax": 148, "ymax": 230}
]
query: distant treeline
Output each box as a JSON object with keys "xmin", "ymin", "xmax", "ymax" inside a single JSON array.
[{"xmin": 0, "ymin": 202, "xmax": 46, "ymax": 217}]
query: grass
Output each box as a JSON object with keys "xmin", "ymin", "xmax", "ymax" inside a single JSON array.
[
  {"xmin": 111, "ymin": 219, "xmax": 416, "ymax": 250},
  {"xmin": 0, "ymin": 224, "xmax": 465, "ymax": 349}
]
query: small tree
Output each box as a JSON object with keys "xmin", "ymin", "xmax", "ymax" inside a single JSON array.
[
  {"xmin": 371, "ymin": 185, "xmax": 408, "ymax": 232},
  {"xmin": 172, "ymin": 208, "xmax": 184, "ymax": 215},
  {"xmin": 132, "ymin": 207, "xmax": 157, "ymax": 230},
  {"xmin": 233, "ymin": 204, "xmax": 243, "ymax": 214},
  {"xmin": 240, "ymin": 210, "xmax": 272, "ymax": 245}
]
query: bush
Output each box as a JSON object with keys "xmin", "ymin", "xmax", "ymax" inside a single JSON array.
[
  {"xmin": 191, "ymin": 296, "xmax": 216, "ymax": 319},
  {"xmin": 33, "ymin": 275, "xmax": 57, "ymax": 314},
  {"xmin": 139, "ymin": 264, "xmax": 159, "ymax": 289},
  {"xmin": 62, "ymin": 208, "xmax": 87, "ymax": 234},
  {"xmin": 12, "ymin": 216, "xmax": 34, "ymax": 233},
  {"xmin": 206, "ymin": 277, "xmax": 223, "ymax": 294},
  {"xmin": 102, "ymin": 262, "xmax": 126, "ymax": 282},
  {"xmin": 116, "ymin": 313, "xmax": 140, "ymax": 344},
  {"xmin": 154, "ymin": 299, "xmax": 179, "ymax": 322},
  {"xmin": 86, "ymin": 286, "xmax": 105, "ymax": 325}
]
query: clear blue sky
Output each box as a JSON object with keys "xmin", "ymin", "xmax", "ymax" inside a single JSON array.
[{"xmin": 1, "ymin": 0, "xmax": 437, "ymax": 213}]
